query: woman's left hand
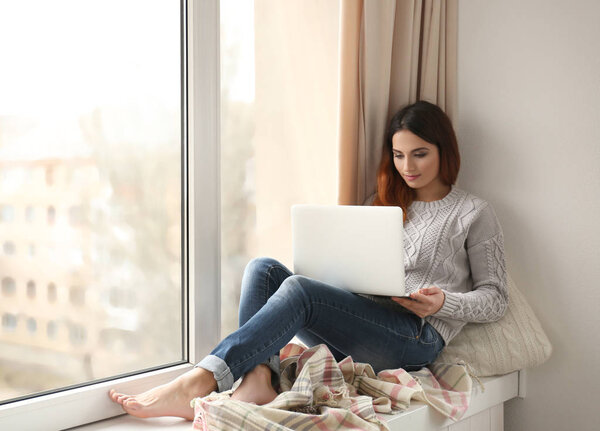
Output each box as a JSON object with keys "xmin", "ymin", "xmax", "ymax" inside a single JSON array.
[{"xmin": 392, "ymin": 286, "xmax": 445, "ymax": 318}]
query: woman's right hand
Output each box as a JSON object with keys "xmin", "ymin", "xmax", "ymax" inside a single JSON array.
[{"xmin": 392, "ymin": 287, "xmax": 445, "ymax": 318}]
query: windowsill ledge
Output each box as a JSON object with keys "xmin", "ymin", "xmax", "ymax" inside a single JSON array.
[{"xmin": 71, "ymin": 372, "xmax": 520, "ymax": 431}]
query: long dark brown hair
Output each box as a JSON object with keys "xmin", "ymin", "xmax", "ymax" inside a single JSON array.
[{"xmin": 373, "ymin": 101, "xmax": 460, "ymax": 221}]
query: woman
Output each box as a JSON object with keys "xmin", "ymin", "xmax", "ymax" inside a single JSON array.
[{"xmin": 109, "ymin": 100, "xmax": 508, "ymax": 420}]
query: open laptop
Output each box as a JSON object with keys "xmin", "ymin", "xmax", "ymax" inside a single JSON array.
[{"xmin": 291, "ymin": 204, "xmax": 407, "ymax": 297}]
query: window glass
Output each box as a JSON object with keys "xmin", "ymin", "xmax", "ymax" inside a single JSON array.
[
  {"xmin": 47, "ymin": 321, "xmax": 57, "ymax": 339},
  {"xmin": 2, "ymin": 314, "xmax": 17, "ymax": 331},
  {"xmin": 0, "ymin": 205, "xmax": 14, "ymax": 222},
  {"xmin": 26, "ymin": 281, "xmax": 36, "ymax": 299},
  {"xmin": 219, "ymin": 0, "xmax": 339, "ymax": 338},
  {"xmin": 47, "ymin": 283, "xmax": 57, "ymax": 302},
  {"xmin": 27, "ymin": 318, "xmax": 37, "ymax": 334},
  {"xmin": 0, "ymin": 0, "xmax": 183, "ymax": 403},
  {"xmin": 1, "ymin": 278, "xmax": 16, "ymax": 296},
  {"xmin": 3, "ymin": 241, "xmax": 15, "ymax": 255}
]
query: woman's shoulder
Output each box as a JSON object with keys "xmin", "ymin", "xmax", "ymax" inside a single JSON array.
[
  {"xmin": 454, "ymin": 187, "xmax": 503, "ymax": 243},
  {"xmin": 453, "ymin": 187, "xmax": 495, "ymax": 216}
]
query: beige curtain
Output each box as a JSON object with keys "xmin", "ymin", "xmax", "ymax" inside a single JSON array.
[{"xmin": 337, "ymin": 0, "xmax": 458, "ymax": 205}]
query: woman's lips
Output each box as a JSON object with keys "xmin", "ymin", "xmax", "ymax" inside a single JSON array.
[{"xmin": 405, "ymin": 175, "xmax": 420, "ymax": 181}]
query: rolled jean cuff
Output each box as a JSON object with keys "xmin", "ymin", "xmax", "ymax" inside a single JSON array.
[
  {"xmin": 195, "ymin": 355, "xmax": 233, "ymax": 392},
  {"xmin": 195, "ymin": 354, "xmax": 281, "ymax": 392}
]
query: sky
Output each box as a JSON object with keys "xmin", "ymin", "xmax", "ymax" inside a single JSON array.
[
  {"xmin": 0, "ymin": 0, "xmax": 255, "ymax": 159},
  {"xmin": 0, "ymin": 0, "xmax": 180, "ymax": 116},
  {"xmin": 221, "ymin": 0, "xmax": 255, "ymax": 103},
  {"xmin": 0, "ymin": 0, "xmax": 181, "ymax": 158}
]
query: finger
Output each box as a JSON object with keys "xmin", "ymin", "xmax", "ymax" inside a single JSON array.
[
  {"xmin": 420, "ymin": 286, "xmax": 441, "ymax": 295},
  {"xmin": 410, "ymin": 292, "xmax": 432, "ymax": 304},
  {"xmin": 399, "ymin": 299, "xmax": 429, "ymax": 315},
  {"xmin": 394, "ymin": 297, "xmax": 419, "ymax": 310}
]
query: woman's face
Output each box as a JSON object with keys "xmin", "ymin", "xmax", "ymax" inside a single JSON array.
[{"xmin": 392, "ymin": 129, "xmax": 445, "ymax": 199}]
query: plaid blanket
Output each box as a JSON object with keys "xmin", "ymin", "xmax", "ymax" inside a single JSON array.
[{"xmin": 192, "ymin": 343, "xmax": 472, "ymax": 431}]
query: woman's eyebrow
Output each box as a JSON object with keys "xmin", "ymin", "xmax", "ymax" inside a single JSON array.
[{"xmin": 392, "ymin": 147, "xmax": 429, "ymax": 154}]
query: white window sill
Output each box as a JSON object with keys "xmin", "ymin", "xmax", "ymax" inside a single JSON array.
[
  {"xmin": 71, "ymin": 371, "xmax": 520, "ymax": 430},
  {"xmin": 69, "ymin": 415, "xmax": 191, "ymax": 430}
]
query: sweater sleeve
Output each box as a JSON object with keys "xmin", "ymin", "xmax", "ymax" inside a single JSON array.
[{"xmin": 433, "ymin": 203, "xmax": 508, "ymax": 322}]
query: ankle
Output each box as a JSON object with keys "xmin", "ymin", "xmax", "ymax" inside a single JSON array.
[
  {"xmin": 249, "ymin": 364, "xmax": 273, "ymax": 381},
  {"xmin": 178, "ymin": 367, "xmax": 217, "ymax": 397}
]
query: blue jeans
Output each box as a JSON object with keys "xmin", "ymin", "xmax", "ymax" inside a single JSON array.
[{"xmin": 196, "ymin": 257, "xmax": 445, "ymax": 392}]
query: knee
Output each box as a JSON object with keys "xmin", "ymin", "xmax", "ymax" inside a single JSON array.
[
  {"xmin": 276, "ymin": 275, "xmax": 311, "ymax": 300},
  {"xmin": 243, "ymin": 256, "xmax": 281, "ymax": 279}
]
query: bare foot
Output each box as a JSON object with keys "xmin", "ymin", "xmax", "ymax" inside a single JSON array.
[
  {"xmin": 230, "ymin": 364, "xmax": 278, "ymax": 405},
  {"xmin": 108, "ymin": 367, "xmax": 217, "ymax": 420}
]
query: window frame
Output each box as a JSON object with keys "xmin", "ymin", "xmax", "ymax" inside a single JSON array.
[{"xmin": 0, "ymin": 0, "xmax": 221, "ymax": 429}]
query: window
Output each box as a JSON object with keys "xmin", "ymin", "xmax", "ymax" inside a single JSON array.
[
  {"xmin": 47, "ymin": 283, "xmax": 57, "ymax": 302},
  {"xmin": 2, "ymin": 241, "xmax": 15, "ymax": 255},
  {"xmin": 1, "ymin": 314, "xmax": 17, "ymax": 332},
  {"xmin": 1, "ymin": 278, "xmax": 16, "ymax": 296},
  {"xmin": 26, "ymin": 318, "xmax": 37, "ymax": 334},
  {"xmin": 26, "ymin": 281, "xmax": 36, "ymax": 299},
  {"xmin": 0, "ymin": 205, "xmax": 14, "ymax": 223},
  {"xmin": 0, "ymin": 0, "xmax": 184, "ymax": 400},
  {"xmin": 0, "ymin": 1, "xmax": 220, "ymax": 429}
]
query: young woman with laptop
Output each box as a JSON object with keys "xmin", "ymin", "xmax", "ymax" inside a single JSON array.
[{"xmin": 109, "ymin": 101, "xmax": 508, "ymax": 420}]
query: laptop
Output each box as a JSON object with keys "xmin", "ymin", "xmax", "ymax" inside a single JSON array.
[{"xmin": 291, "ymin": 204, "xmax": 407, "ymax": 297}]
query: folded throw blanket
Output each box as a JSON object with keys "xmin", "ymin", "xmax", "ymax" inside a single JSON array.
[{"xmin": 192, "ymin": 343, "xmax": 472, "ymax": 431}]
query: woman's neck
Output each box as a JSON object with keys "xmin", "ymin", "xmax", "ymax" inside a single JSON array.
[{"xmin": 414, "ymin": 183, "xmax": 452, "ymax": 202}]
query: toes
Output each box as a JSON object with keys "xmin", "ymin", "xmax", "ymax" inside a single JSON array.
[
  {"xmin": 109, "ymin": 390, "xmax": 124, "ymax": 403},
  {"xmin": 117, "ymin": 394, "xmax": 131, "ymax": 404},
  {"xmin": 108, "ymin": 390, "xmax": 135, "ymax": 406},
  {"xmin": 123, "ymin": 398, "xmax": 142, "ymax": 411}
]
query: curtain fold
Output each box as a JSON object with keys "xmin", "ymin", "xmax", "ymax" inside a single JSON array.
[
  {"xmin": 337, "ymin": 0, "xmax": 364, "ymax": 206},
  {"xmin": 337, "ymin": 0, "xmax": 458, "ymax": 205}
]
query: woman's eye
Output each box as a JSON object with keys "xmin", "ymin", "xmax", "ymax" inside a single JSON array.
[{"xmin": 394, "ymin": 153, "xmax": 426, "ymax": 159}]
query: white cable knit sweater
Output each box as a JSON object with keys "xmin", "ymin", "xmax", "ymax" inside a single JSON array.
[{"xmin": 367, "ymin": 186, "xmax": 508, "ymax": 344}]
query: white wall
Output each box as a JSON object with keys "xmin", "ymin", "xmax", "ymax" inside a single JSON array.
[{"xmin": 456, "ymin": 1, "xmax": 600, "ymax": 429}]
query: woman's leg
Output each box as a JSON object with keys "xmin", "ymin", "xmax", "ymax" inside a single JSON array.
[
  {"xmin": 108, "ymin": 367, "xmax": 216, "ymax": 420},
  {"xmin": 196, "ymin": 272, "xmax": 445, "ymax": 394},
  {"xmin": 239, "ymin": 257, "xmax": 347, "ymax": 361},
  {"xmin": 229, "ymin": 257, "xmax": 293, "ymax": 403},
  {"xmin": 238, "ymin": 257, "xmax": 294, "ymax": 325}
]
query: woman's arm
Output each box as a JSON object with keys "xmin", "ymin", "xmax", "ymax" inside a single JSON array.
[
  {"xmin": 433, "ymin": 203, "xmax": 508, "ymax": 322},
  {"xmin": 394, "ymin": 202, "xmax": 508, "ymax": 321}
]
